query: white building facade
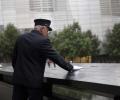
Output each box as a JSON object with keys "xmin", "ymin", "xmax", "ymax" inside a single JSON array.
[{"xmin": 0, "ymin": 0, "xmax": 120, "ymax": 40}]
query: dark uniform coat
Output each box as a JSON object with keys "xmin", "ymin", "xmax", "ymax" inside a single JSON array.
[{"xmin": 12, "ymin": 30, "xmax": 73, "ymax": 88}]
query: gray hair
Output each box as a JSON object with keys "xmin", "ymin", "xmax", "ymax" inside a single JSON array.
[{"xmin": 34, "ymin": 25, "xmax": 44, "ymax": 31}]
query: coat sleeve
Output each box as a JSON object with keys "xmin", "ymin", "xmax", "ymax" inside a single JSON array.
[
  {"xmin": 40, "ymin": 38, "xmax": 73, "ymax": 72},
  {"xmin": 12, "ymin": 39, "xmax": 18, "ymax": 69}
]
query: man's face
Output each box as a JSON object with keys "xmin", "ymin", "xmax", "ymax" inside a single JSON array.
[{"xmin": 41, "ymin": 26, "xmax": 49, "ymax": 37}]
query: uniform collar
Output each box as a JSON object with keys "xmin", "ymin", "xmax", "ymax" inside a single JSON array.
[{"xmin": 31, "ymin": 30, "xmax": 43, "ymax": 36}]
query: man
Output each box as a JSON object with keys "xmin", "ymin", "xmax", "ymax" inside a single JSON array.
[{"xmin": 12, "ymin": 19, "xmax": 74, "ymax": 100}]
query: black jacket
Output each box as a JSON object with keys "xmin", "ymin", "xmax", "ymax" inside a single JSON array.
[{"xmin": 12, "ymin": 30, "xmax": 73, "ymax": 88}]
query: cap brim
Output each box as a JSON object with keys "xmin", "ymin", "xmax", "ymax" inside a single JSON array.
[{"xmin": 47, "ymin": 27, "xmax": 52, "ymax": 31}]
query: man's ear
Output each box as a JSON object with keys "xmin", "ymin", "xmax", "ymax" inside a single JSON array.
[
  {"xmin": 43, "ymin": 26, "xmax": 46, "ymax": 29},
  {"xmin": 39, "ymin": 26, "xmax": 44, "ymax": 32},
  {"xmin": 41, "ymin": 26, "xmax": 44, "ymax": 30}
]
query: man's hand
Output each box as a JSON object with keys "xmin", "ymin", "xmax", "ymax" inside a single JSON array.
[{"xmin": 69, "ymin": 65, "xmax": 83, "ymax": 73}]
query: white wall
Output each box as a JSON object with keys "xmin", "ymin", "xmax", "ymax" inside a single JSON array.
[
  {"xmin": 0, "ymin": 0, "xmax": 120, "ymax": 41},
  {"xmin": 0, "ymin": 1, "xmax": 3, "ymax": 25},
  {"xmin": 0, "ymin": 0, "xmax": 16, "ymax": 26}
]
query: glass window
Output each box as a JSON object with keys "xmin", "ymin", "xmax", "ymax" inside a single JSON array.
[
  {"xmin": 29, "ymin": 0, "xmax": 53, "ymax": 12},
  {"xmin": 100, "ymin": 0, "xmax": 120, "ymax": 16}
]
